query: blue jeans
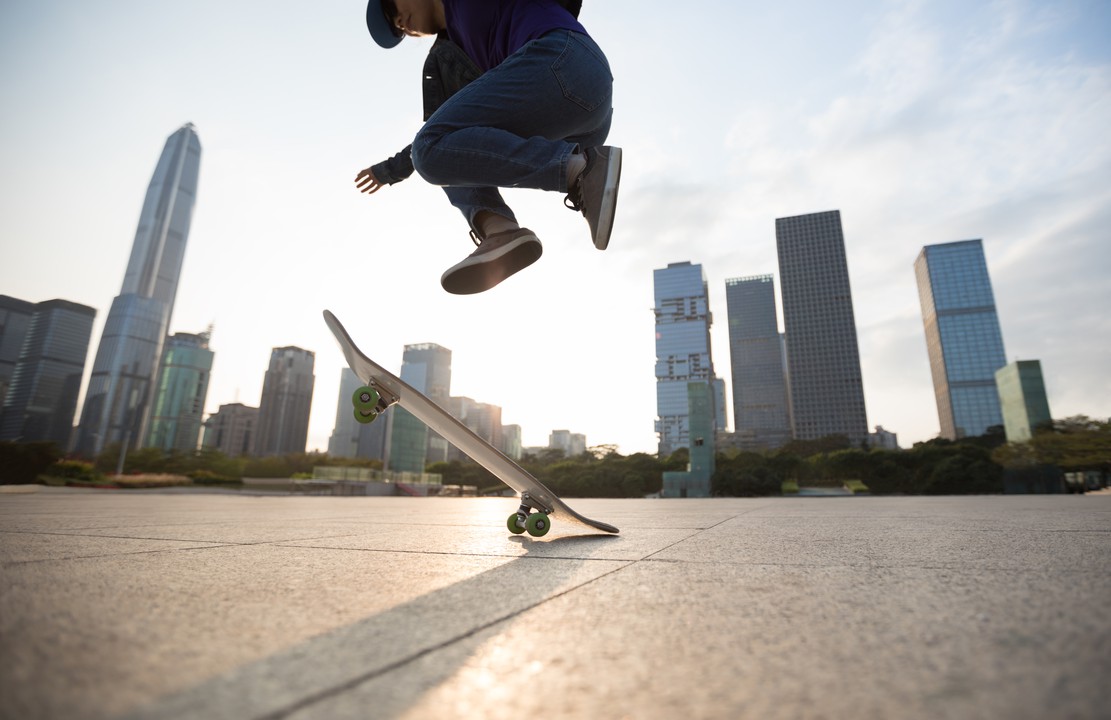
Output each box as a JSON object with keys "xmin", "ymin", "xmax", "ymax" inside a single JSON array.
[{"xmin": 411, "ymin": 29, "xmax": 614, "ymax": 233}]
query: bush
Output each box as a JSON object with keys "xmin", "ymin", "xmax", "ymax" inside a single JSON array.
[
  {"xmin": 781, "ymin": 480, "xmax": 799, "ymax": 495},
  {"xmin": 43, "ymin": 460, "xmax": 103, "ymax": 484},
  {"xmin": 187, "ymin": 469, "xmax": 241, "ymax": 486},
  {"xmin": 1, "ymin": 442, "xmax": 62, "ymax": 484}
]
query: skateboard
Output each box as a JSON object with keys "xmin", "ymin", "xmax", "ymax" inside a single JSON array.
[{"xmin": 323, "ymin": 310, "xmax": 619, "ymax": 537}]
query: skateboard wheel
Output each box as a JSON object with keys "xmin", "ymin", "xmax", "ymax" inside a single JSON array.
[
  {"xmin": 353, "ymin": 407, "xmax": 378, "ymax": 425},
  {"xmin": 525, "ymin": 513, "xmax": 550, "ymax": 537},
  {"xmin": 507, "ymin": 513, "xmax": 526, "ymax": 535},
  {"xmin": 352, "ymin": 386, "xmax": 379, "ymax": 411}
]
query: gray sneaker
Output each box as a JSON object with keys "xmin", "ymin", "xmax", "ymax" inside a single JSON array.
[
  {"xmin": 440, "ymin": 228, "xmax": 543, "ymax": 295},
  {"xmin": 565, "ymin": 145, "xmax": 622, "ymax": 250}
]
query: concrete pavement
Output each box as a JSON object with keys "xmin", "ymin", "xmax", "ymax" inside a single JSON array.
[{"xmin": 1, "ymin": 489, "xmax": 1109, "ymax": 719}]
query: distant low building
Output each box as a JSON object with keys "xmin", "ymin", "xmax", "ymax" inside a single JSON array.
[
  {"xmin": 995, "ymin": 360, "xmax": 1052, "ymax": 443},
  {"xmin": 869, "ymin": 425, "xmax": 900, "ymax": 450},
  {"xmin": 549, "ymin": 429, "xmax": 586, "ymax": 457},
  {"xmin": 202, "ymin": 403, "xmax": 258, "ymax": 457}
]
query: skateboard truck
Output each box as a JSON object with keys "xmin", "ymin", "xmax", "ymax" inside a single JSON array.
[
  {"xmin": 352, "ymin": 380, "xmax": 398, "ymax": 424},
  {"xmin": 507, "ymin": 492, "xmax": 554, "ymax": 537}
]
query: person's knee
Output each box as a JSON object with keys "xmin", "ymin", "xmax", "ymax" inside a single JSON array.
[{"xmin": 411, "ymin": 128, "xmax": 444, "ymax": 184}]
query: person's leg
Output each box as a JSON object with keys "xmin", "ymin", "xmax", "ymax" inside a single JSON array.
[
  {"xmin": 412, "ymin": 30, "xmax": 614, "ymax": 194},
  {"xmin": 421, "ymin": 30, "xmax": 620, "ymax": 292}
]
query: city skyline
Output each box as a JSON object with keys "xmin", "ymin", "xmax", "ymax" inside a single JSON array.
[{"xmin": 2, "ymin": 2, "xmax": 1108, "ymax": 455}]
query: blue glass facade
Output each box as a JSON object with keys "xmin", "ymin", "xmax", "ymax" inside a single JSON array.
[
  {"xmin": 388, "ymin": 343, "xmax": 452, "ymax": 473},
  {"xmin": 915, "ymin": 239, "xmax": 1007, "ymax": 439},
  {"xmin": 146, "ymin": 332, "xmax": 214, "ymax": 453},
  {"xmin": 725, "ymin": 275, "xmax": 791, "ymax": 449},
  {"xmin": 653, "ymin": 262, "xmax": 719, "ymax": 457}
]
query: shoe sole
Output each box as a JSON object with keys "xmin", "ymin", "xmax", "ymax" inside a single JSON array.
[
  {"xmin": 593, "ymin": 147, "xmax": 622, "ymax": 251},
  {"xmin": 441, "ymin": 236, "xmax": 543, "ymax": 295}
]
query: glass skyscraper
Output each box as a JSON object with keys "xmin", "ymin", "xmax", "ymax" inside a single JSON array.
[
  {"xmin": 76, "ymin": 124, "xmax": 201, "ymax": 457},
  {"xmin": 725, "ymin": 275, "xmax": 791, "ymax": 449},
  {"xmin": 653, "ymin": 261, "xmax": 719, "ymax": 457},
  {"xmin": 0, "ymin": 296, "xmax": 37, "ymax": 405},
  {"xmin": 995, "ymin": 360, "xmax": 1052, "ymax": 443},
  {"xmin": 254, "ymin": 346, "xmax": 315, "ymax": 456},
  {"xmin": 145, "ymin": 331, "xmax": 214, "ymax": 453},
  {"xmin": 776, "ymin": 210, "xmax": 869, "ymax": 444},
  {"xmin": 915, "ymin": 239, "xmax": 1007, "ymax": 439},
  {"xmin": 0, "ymin": 299, "xmax": 96, "ymax": 446},
  {"xmin": 389, "ymin": 343, "xmax": 452, "ymax": 473}
]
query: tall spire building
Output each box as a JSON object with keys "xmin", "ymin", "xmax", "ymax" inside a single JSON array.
[{"xmin": 76, "ymin": 124, "xmax": 201, "ymax": 457}]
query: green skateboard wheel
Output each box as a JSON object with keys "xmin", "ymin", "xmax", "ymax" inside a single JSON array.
[
  {"xmin": 353, "ymin": 407, "xmax": 378, "ymax": 425},
  {"xmin": 507, "ymin": 513, "xmax": 526, "ymax": 534},
  {"xmin": 525, "ymin": 513, "xmax": 550, "ymax": 537},
  {"xmin": 352, "ymin": 386, "xmax": 379, "ymax": 411}
]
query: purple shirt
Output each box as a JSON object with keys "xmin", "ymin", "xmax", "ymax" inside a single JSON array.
[{"xmin": 443, "ymin": 0, "xmax": 588, "ymax": 72}]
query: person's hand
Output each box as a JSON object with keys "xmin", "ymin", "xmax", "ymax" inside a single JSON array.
[{"xmin": 355, "ymin": 166, "xmax": 385, "ymax": 195}]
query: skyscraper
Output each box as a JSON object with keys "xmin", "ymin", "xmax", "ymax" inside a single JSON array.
[
  {"xmin": 254, "ymin": 346, "xmax": 315, "ymax": 456},
  {"xmin": 388, "ymin": 343, "xmax": 452, "ymax": 473},
  {"xmin": 0, "ymin": 300, "xmax": 96, "ymax": 446},
  {"xmin": 914, "ymin": 239, "xmax": 1007, "ymax": 439},
  {"xmin": 653, "ymin": 261, "xmax": 720, "ymax": 457},
  {"xmin": 995, "ymin": 360, "xmax": 1052, "ymax": 443},
  {"xmin": 202, "ymin": 403, "xmax": 258, "ymax": 457},
  {"xmin": 776, "ymin": 210, "xmax": 868, "ymax": 444},
  {"xmin": 145, "ymin": 331, "xmax": 214, "ymax": 453},
  {"xmin": 75, "ymin": 124, "xmax": 201, "ymax": 457},
  {"xmin": 0, "ymin": 296, "xmax": 37, "ymax": 405},
  {"xmin": 725, "ymin": 275, "xmax": 791, "ymax": 449},
  {"xmin": 328, "ymin": 368, "xmax": 364, "ymax": 459}
]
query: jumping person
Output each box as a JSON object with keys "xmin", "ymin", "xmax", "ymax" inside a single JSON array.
[{"xmin": 356, "ymin": 0, "xmax": 622, "ymax": 295}]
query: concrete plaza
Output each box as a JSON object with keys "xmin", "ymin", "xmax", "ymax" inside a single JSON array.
[{"xmin": 1, "ymin": 489, "xmax": 1108, "ymax": 719}]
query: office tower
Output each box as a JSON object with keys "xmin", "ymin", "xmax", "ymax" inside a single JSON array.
[
  {"xmin": 145, "ymin": 331, "xmax": 214, "ymax": 453},
  {"xmin": 661, "ymin": 382, "xmax": 716, "ymax": 497},
  {"xmin": 202, "ymin": 403, "xmax": 259, "ymax": 456},
  {"xmin": 549, "ymin": 429, "xmax": 586, "ymax": 457},
  {"xmin": 0, "ymin": 296, "xmax": 37, "ymax": 405},
  {"xmin": 445, "ymin": 396, "xmax": 503, "ymax": 462},
  {"xmin": 653, "ymin": 261, "xmax": 720, "ymax": 457},
  {"xmin": 328, "ymin": 368, "xmax": 364, "ymax": 458},
  {"xmin": 725, "ymin": 275, "xmax": 791, "ymax": 449},
  {"xmin": 914, "ymin": 239, "xmax": 1007, "ymax": 439},
  {"xmin": 776, "ymin": 210, "xmax": 869, "ymax": 444},
  {"xmin": 388, "ymin": 343, "xmax": 452, "ymax": 472},
  {"xmin": 76, "ymin": 124, "xmax": 201, "ymax": 457},
  {"xmin": 501, "ymin": 424, "xmax": 523, "ymax": 460},
  {"xmin": 0, "ymin": 300, "xmax": 96, "ymax": 446},
  {"xmin": 254, "ymin": 346, "xmax": 315, "ymax": 456},
  {"xmin": 869, "ymin": 426, "xmax": 900, "ymax": 450},
  {"xmin": 995, "ymin": 360, "xmax": 1052, "ymax": 443}
]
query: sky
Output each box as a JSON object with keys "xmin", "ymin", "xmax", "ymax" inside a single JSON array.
[{"xmin": 1, "ymin": 0, "xmax": 1109, "ymax": 456}]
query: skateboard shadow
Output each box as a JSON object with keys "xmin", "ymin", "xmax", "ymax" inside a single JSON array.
[{"xmin": 131, "ymin": 542, "xmax": 628, "ymax": 719}]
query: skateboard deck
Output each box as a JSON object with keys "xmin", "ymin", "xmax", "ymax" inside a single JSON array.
[{"xmin": 324, "ymin": 310, "xmax": 619, "ymax": 536}]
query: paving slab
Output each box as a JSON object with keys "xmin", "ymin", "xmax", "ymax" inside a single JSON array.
[{"xmin": 1, "ymin": 491, "xmax": 1108, "ymax": 720}]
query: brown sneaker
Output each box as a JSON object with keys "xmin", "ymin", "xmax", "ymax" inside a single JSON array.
[
  {"xmin": 565, "ymin": 146, "xmax": 622, "ymax": 250},
  {"xmin": 440, "ymin": 228, "xmax": 543, "ymax": 295}
]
